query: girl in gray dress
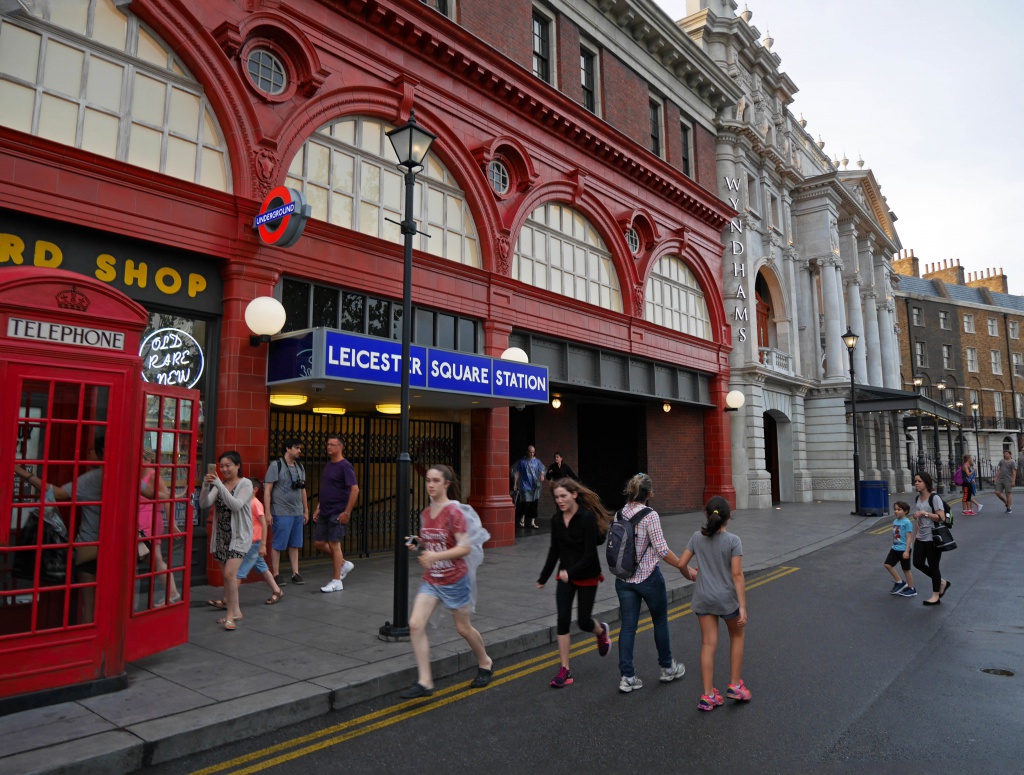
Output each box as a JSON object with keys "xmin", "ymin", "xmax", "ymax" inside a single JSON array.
[{"xmin": 677, "ymin": 495, "xmax": 751, "ymax": 711}]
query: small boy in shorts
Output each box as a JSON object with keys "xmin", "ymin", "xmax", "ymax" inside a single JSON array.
[{"xmin": 884, "ymin": 501, "xmax": 916, "ymax": 597}]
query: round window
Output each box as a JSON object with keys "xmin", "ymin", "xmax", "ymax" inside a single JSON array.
[
  {"xmin": 488, "ymin": 160, "xmax": 510, "ymax": 196},
  {"xmin": 246, "ymin": 49, "xmax": 287, "ymax": 96},
  {"xmin": 625, "ymin": 227, "xmax": 641, "ymax": 255}
]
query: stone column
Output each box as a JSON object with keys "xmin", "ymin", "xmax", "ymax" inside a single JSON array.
[
  {"xmin": 862, "ymin": 290, "xmax": 883, "ymax": 387},
  {"xmin": 880, "ymin": 300, "xmax": 900, "ymax": 389},
  {"xmin": 468, "ymin": 321, "xmax": 515, "ymax": 546},
  {"xmin": 797, "ymin": 261, "xmax": 818, "ymax": 380},
  {"xmin": 820, "ymin": 258, "xmax": 845, "ymax": 379},
  {"xmin": 844, "ymin": 277, "xmax": 868, "ymax": 380}
]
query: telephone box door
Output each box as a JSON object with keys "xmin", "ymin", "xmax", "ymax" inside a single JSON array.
[
  {"xmin": 124, "ymin": 384, "xmax": 199, "ymax": 663},
  {"xmin": 1, "ymin": 364, "xmax": 129, "ymax": 697}
]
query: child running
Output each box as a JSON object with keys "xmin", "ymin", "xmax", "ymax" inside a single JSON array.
[
  {"xmin": 883, "ymin": 501, "xmax": 916, "ymax": 597},
  {"xmin": 400, "ymin": 465, "xmax": 493, "ymax": 698},
  {"xmin": 677, "ymin": 496, "xmax": 750, "ymax": 711}
]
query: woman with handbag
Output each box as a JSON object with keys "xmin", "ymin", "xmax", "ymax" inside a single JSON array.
[{"xmin": 911, "ymin": 471, "xmax": 951, "ymax": 606}]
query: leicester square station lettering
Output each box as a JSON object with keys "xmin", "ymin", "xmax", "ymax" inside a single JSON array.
[{"xmin": 725, "ymin": 176, "xmax": 748, "ymax": 343}]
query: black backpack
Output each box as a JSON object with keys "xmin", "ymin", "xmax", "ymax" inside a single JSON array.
[{"xmin": 606, "ymin": 507, "xmax": 653, "ymax": 579}]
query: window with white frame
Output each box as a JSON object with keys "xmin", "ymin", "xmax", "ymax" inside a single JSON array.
[
  {"xmin": 967, "ymin": 347, "xmax": 978, "ymax": 372},
  {"xmin": 914, "ymin": 341, "xmax": 927, "ymax": 367},
  {"xmin": 512, "ymin": 202, "xmax": 621, "ymax": 311},
  {"xmin": 942, "ymin": 344, "xmax": 953, "ymax": 369},
  {"xmin": 285, "ymin": 117, "xmax": 480, "ymax": 266},
  {"xmin": 970, "ymin": 389, "xmax": 979, "ymax": 407},
  {"xmin": 649, "ymin": 98, "xmax": 662, "ymax": 156},
  {"xmin": 1013, "ymin": 352, "xmax": 1022, "ymax": 375},
  {"xmin": 679, "ymin": 115, "xmax": 693, "ymax": 178},
  {"xmin": 939, "ymin": 310, "xmax": 950, "ymax": 329},
  {"xmin": 644, "ymin": 256, "xmax": 712, "ymax": 340},
  {"xmin": 580, "ymin": 45, "xmax": 597, "ymax": 114},
  {"xmin": 912, "ymin": 306, "xmax": 922, "ymax": 326},
  {"xmin": 1016, "ymin": 392, "xmax": 1024, "ymax": 419},
  {"xmin": 963, "ymin": 314, "xmax": 975, "ymax": 333},
  {"xmin": 1010, "ymin": 320, "xmax": 1020, "ymax": 339},
  {"xmin": 0, "ymin": 1, "xmax": 230, "ymax": 190},
  {"xmin": 994, "ymin": 391, "xmax": 1004, "ymax": 421},
  {"xmin": 991, "ymin": 350, "xmax": 1002, "ymax": 374},
  {"xmin": 532, "ymin": 10, "xmax": 552, "ymax": 84},
  {"xmin": 988, "ymin": 318, "xmax": 998, "ymax": 336}
]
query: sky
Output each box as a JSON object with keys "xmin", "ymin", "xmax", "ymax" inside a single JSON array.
[{"xmin": 655, "ymin": 0, "xmax": 1024, "ymax": 295}]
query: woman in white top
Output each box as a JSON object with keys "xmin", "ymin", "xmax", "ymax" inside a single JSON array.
[{"xmin": 201, "ymin": 451, "xmax": 253, "ymax": 630}]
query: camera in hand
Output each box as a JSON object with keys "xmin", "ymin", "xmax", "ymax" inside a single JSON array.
[{"xmin": 291, "ymin": 479, "xmax": 306, "ymax": 490}]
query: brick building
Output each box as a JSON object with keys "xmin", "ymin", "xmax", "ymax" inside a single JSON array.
[
  {"xmin": 0, "ymin": 0, "xmax": 739, "ymax": 616},
  {"xmin": 893, "ymin": 252, "xmax": 1024, "ymax": 479}
]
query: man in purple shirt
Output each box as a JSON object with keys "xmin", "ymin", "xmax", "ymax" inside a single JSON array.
[{"xmin": 313, "ymin": 434, "xmax": 360, "ymax": 592}]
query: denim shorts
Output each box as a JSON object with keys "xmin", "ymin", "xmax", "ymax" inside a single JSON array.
[
  {"xmin": 694, "ymin": 607, "xmax": 740, "ymax": 619},
  {"xmin": 417, "ymin": 574, "xmax": 472, "ymax": 610},
  {"xmin": 237, "ymin": 540, "xmax": 269, "ymax": 578},
  {"xmin": 271, "ymin": 515, "xmax": 304, "ymax": 550}
]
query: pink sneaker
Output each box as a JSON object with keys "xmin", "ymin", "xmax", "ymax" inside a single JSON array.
[
  {"xmin": 550, "ymin": 666, "xmax": 573, "ymax": 688},
  {"xmin": 596, "ymin": 622, "xmax": 611, "ymax": 657},
  {"xmin": 698, "ymin": 688, "xmax": 724, "ymax": 711},
  {"xmin": 726, "ymin": 680, "xmax": 752, "ymax": 701}
]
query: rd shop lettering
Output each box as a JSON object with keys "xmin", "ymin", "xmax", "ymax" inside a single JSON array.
[{"xmin": 0, "ymin": 233, "xmax": 208, "ymax": 300}]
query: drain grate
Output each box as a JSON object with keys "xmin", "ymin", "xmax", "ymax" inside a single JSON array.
[{"xmin": 981, "ymin": 668, "xmax": 1015, "ymax": 677}]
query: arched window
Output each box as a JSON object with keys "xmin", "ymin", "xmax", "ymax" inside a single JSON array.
[
  {"xmin": 0, "ymin": 0, "xmax": 230, "ymax": 191},
  {"xmin": 285, "ymin": 117, "xmax": 480, "ymax": 267},
  {"xmin": 513, "ymin": 203, "xmax": 621, "ymax": 311},
  {"xmin": 644, "ymin": 256, "xmax": 711, "ymax": 340}
]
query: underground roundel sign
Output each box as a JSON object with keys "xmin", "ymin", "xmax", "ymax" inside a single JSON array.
[{"xmin": 254, "ymin": 186, "xmax": 311, "ymax": 248}]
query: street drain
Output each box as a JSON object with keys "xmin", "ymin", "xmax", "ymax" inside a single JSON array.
[{"xmin": 981, "ymin": 668, "xmax": 1015, "ymax": 677}]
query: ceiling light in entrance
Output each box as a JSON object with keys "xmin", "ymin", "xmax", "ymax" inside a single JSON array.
[
  {"xmin": 376, "ymin": 404, "xmax": 402, "ymax": 415},
  {"xmin": 270, "ymin": 394, "xmax": 307, "ymax": 406},
  {"xmin": 662, "ymin": 402, "xmax": 671, "ymax": 413},
  {"xmin": 551, "ymin": 398, "xmax": 562, "ymax": 409},
  {"xmin": 313, "ymin": 406, "xmax": 346, "ymax": 415}
]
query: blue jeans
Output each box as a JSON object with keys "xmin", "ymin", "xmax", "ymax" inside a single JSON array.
[{"xmin": 615, "ymin": 565, "xmax": 672, "ymax": 677}]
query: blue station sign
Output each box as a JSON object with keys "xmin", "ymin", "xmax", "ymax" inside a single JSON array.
[{"xmin": 268, "ymin": 329, "xmax": 548, "ymax": 404}]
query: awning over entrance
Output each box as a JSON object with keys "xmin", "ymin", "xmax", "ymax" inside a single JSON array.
[
  {"xmin": 844, "ymin": 385, "xmax": 966, "ymax": 425},
  {"xmin": 266, "ymin": 328, "xmax": 549, "ymax": 412}
]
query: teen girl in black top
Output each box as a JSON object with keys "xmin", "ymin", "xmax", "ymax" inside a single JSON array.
[{"xmin": 536, "ymin": 479, "xmax": 611, "ymax": 688}]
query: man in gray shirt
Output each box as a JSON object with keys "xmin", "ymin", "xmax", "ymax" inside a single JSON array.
[
  {"xmin": 264, "ymin": 439, "xmax": 309, "ymax": 585},
  {"xmin": 994, "ymin": 449, "xmax": 1017, "ymax": 513}
]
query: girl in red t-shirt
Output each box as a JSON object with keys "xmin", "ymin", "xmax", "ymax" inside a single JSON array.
[{"xmin": 400, "ymin": 465, "xmax": 494, "ymax": 699}]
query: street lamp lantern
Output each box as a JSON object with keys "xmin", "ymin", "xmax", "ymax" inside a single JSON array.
[
  {"xmin": 913, "ymin": 374, "xmax": 924, "ymax": 389},
  {"xmin": 935, "ymin": 377, "xmax": 947, "ymax": 392},
  {"xmin": 386, "ymin": 111, "xmax": 437, "ymax": 173},
  {"xmin": 843, "ymin": 328, "xmax": 862, "ymax": 516},
  {"xmin": 379, "ymin": 109, "xmax": 437, "ymax": 642}
]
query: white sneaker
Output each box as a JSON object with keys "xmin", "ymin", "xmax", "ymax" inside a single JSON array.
[
  {"xmin": 340, "ymin": 561, "xmax": 355, "ymax": 580},
  {"xmin": 659, "ymin": 660, "xmax": 686, "ymax": 682},
  {"xmin": 976, "ymin": 503, "xmax": 984, "ymax": 513},
  {"xmin": 320, "ymin": 578, "xmax": 343, "ymax": 593},
  {"xmin": 618, "ymin": 675, "xmax": 643, "ymax": 693}
]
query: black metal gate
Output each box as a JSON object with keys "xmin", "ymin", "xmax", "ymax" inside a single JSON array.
[{"xmin": 268, "ymin": 412, "xmax": 460, "ymax": 558}]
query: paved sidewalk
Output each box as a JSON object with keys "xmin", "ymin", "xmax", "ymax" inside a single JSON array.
[{"xmin": 0, "ymin": 497, "xmax": 896, "ymax": 775}]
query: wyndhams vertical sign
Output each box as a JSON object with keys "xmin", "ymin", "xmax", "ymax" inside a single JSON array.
[{"xmin": 724, "ymin": 176, "xmax": 748, "ymax": 343}]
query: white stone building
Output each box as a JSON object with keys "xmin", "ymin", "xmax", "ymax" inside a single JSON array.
[{"xmin": 680, "ymin": 0, "xmax": 911, "ymax": 507}]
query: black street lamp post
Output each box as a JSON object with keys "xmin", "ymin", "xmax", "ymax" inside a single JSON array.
[
  {"xmin": 955, "ymin": 399, "xmax": 964, "ymax": 463},
  {"xmin": 913, "ymin": 374, "xmax": 925, "ymax": 474},
  {"xmin": 379, "ymin": 111, "xmax": 436, "ymax": 641},
  {"xmin": 843, "ymin": 328, "xmax": 861, "ymax": 516},
  {"xmin": 971, "ymin": 401, "xmax": 983, "ymax": 492},
  {"xmin": 934, "ymin": 377, "xmax": 947, "ymax": 491}
]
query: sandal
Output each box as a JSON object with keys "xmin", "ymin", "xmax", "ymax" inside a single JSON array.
[
  {"xmin": 217, "ymin": 615, "xmax": 242, "ymax": 624},
  {"xmin": 265, "ymin": 590, "xmax": 284, "ymax": 605},
  {"xmin": 207, "ymin": 599, "xmax": 226, "ymax": 610},
  {"xmin": 223, "ymin": 619, "xmax": 237, "ymax": 631}
]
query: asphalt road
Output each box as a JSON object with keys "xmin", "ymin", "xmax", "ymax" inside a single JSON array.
[{"xmin": 150, "ymin": 510, "xmax": 1024, "ymax": 775}]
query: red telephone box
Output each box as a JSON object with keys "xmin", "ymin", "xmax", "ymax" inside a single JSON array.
[{"xmin": 0, "ymin": 268, "xmax": 197, "ymax": 703}]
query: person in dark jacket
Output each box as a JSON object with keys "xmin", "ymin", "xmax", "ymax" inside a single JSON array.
[
  {"xmin": 536, "ymin": 478, "xmax": 611, "ymax": 688},
  {"xmin": 545, "ymin": 452, "xmax": 577, "ymax": 484}
]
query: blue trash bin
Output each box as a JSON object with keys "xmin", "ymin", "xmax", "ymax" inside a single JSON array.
[{"xmin": 859, "ymin": 480, "xmax": 889, "ymax": 516}]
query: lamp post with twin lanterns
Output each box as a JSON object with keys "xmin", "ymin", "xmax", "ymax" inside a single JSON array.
[
  {"xmin": 842, "ymin": 328, "xmax": 861, "ymax": 515},
  {"xmin": 913, "ymin": 374, "xmax": 925, "ymax": 474},
  {"xmin": 379, "ymin": 111, "xmax": 437, "ymax": 642}
]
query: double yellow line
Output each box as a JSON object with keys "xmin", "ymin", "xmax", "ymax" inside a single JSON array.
[{"xmin": 192, "ymin": 566, "xmax": 798, "ymax": 775}]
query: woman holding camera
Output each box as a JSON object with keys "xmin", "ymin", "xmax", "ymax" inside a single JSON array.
[{"xmin": 399, "ymin": 464, "xmax": 493, "ymax": 699}]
